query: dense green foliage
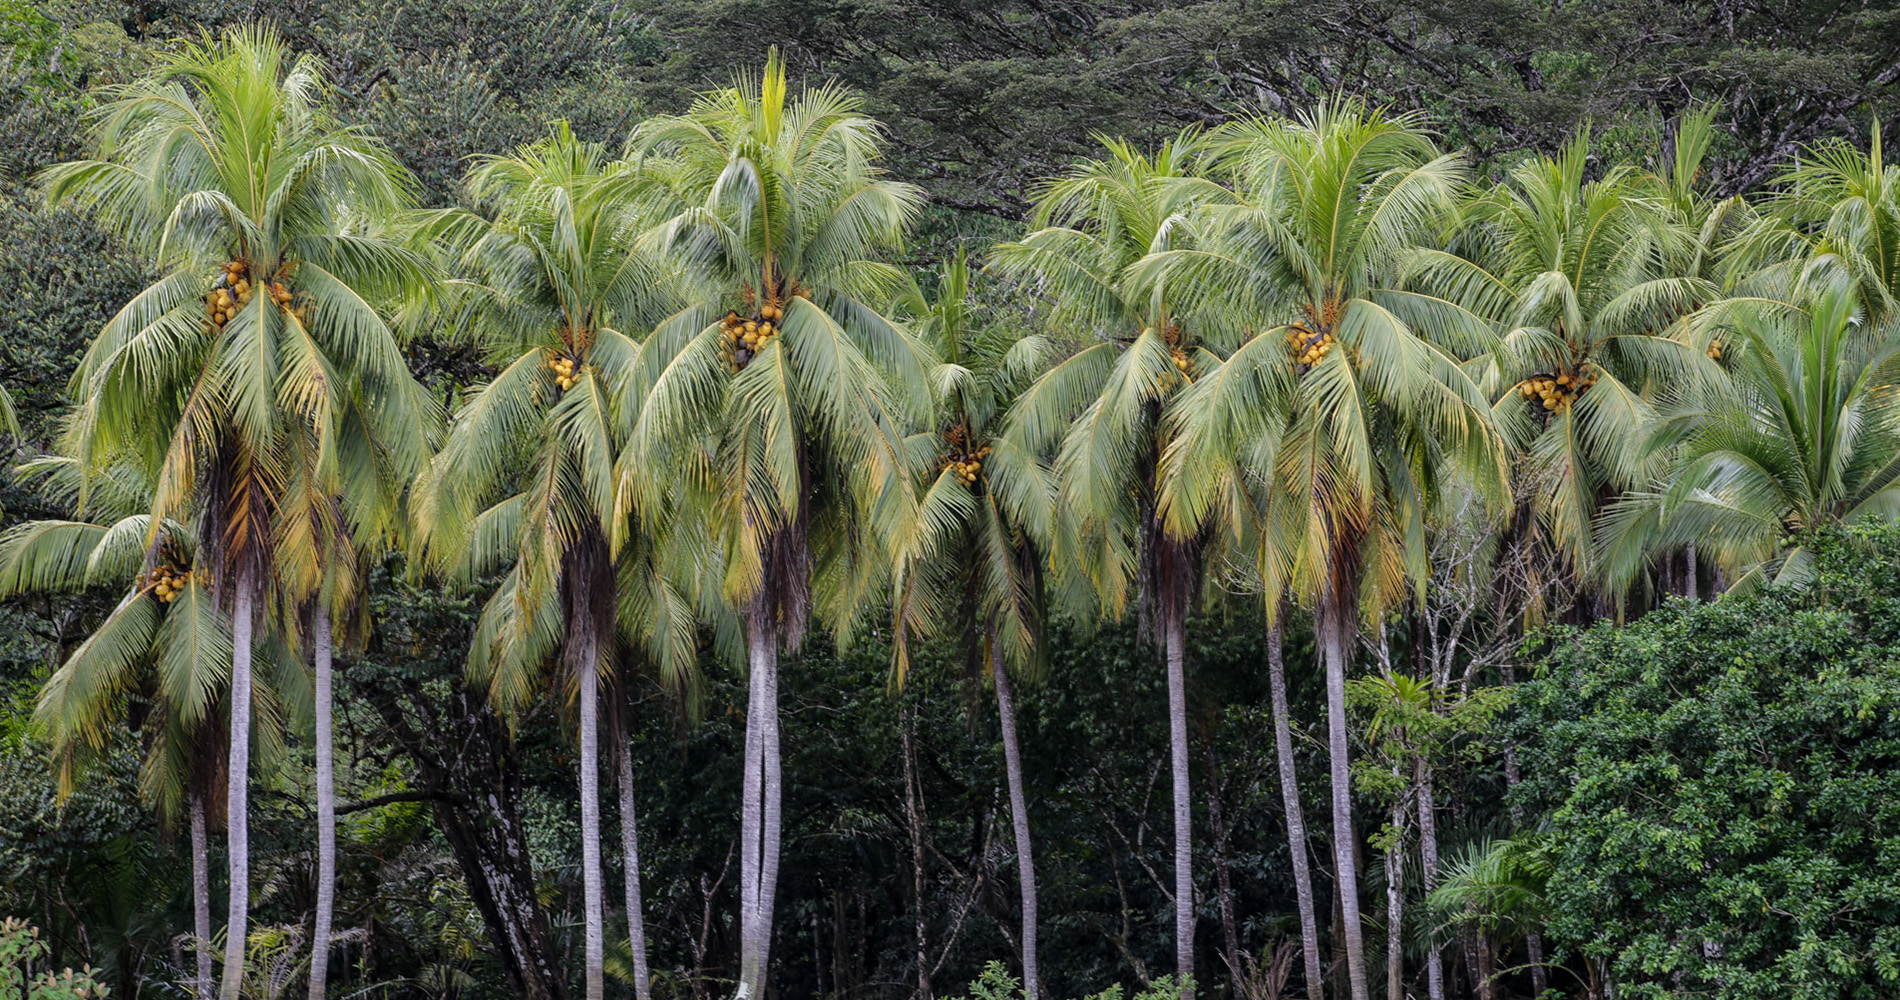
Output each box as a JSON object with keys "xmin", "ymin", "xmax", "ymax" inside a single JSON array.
[{"xmin": 1516, "ymin": 525, "xmax": 1900, "ymax": 999}]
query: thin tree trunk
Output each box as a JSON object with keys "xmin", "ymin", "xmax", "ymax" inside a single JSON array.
[
  {"xmin": 1476, "ymin": 931, "xmax": 1496, "ymax": 1000},
  {"xmin": 1385, "ymin": 788, "xmax": 1405, "ymax": 1000},
  {"xmin": 578, "ymin": 630, "xmax": 605, "ymax": 1000},
  {"xmin": 191, "ymin": 787, "xmax": 214, "ymax": 1000},
  {"xmin": 1268, "ymin": 618, "xmax": 1324, "ymax": 1000},
  {"xmin": 902, "ymin": 706, "xmax": 931, "ymax": 1000},
  {"xmin": 309, "ymin": 605, "xmax": 336, "ymax": 1000},
  {"xmin": 1203, "ymin": 741, "xmax": 1242, "ymax": 999},
  {"xmin": 1164, "ymin": 612, "xmax": 1194, "ymax": 999},
  {"xmin": 618, "ymin": 735, "xmax": 651, "ymax": 1000},
  {"xmin": 1685, "ymin": 543, "xmax": 1699, "ymax": 601},
  {"xmin": 219, "ymin": 577, "xmax": 256, "ymax": 1000},
  {"xmin": 739, "ymin": 621, "xmax": 782, "ymax": 997},
  {"xmin": 992, "ymin": 648, "xmax": 1040, "ymax": 1000},
  {"xmin": 367, "ymin": 681, "xmax": 565, "ymax": 1000},
  {"xmin": 1415, "ymin": 762, "xmax": 1443, "ymax": 1000},
  {"xmin": 1321, "ymin": 604, "xmax": 1370, "ymax": 1000}
]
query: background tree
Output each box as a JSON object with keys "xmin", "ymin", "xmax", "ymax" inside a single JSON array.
[
  {"xmin": 890, "ymin": 248, "xmax": 1057, "ymax": 999},
  {"xmin": 0, "ymin": 458, "xmax": 240, "ymax": 1000},
  {"xmin": 992, "ymin": 131, "xmax": 1241, "ymax": 999},
  {"xmin": 413, "ymin": 123, "xmax": 686, "ymax": 1000}
]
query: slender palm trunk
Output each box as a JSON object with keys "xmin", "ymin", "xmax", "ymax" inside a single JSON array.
[
  {"xmin": 1321, "ymin": 601, "xmax": 1370, "ymax": 1000},
  {"xmin": 760, "ymin": 634, "xmax": 784, "ymax": 978},
  {"xmin": 219, "ymin": 577, "xmax": 256, "ymax": 1000},
  {"xmin": 902, "ymin": 707, "xmax": 930, "ymax": 1000},
  {"xmin": 577, "ymin": 630, "xmax": 605, "ymax": 1000},
  {"xmin": 1385, "ymin": 786, "xmax": 1405, "ymax": 1000},
  {"xmin": 1415, "ymin": 762, "xmax": 1443, "ymax": 1000},
  {"xmin": 992, "ymin": 653, "xmax": 1040, "ymax": 1000},
  {"xmin": 1267, "ymin": 619, "xmax": 1323, "ymax": 1000},
  {"xmin": 191, "ymin": 787, "xmax": 214, "ymax": 1000},
  {"xmin": 1164, "ymin": 612, "xmax": 1194, "ymax": 998},
  {"xmin": 309, "ymin": 605, "xmax": 336, "ymax": 1000},
  {"xmin": 738, "ymin": 621, "xmax": 782, "ymax": 997},
  {"xmin": 617, "ymin": 737, "xmax": 651, "ymax": 1000}
]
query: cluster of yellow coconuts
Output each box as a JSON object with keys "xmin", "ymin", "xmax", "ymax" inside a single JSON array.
[
  {"xmin": 147, "ymin": 564, "xmax": 193, "ymax": 604},
  {"xmin": 1707, "ymin": 340, "xmax": 1725, "ymax": 361},
  {"xmin": 1287, "ymin": 327, "xmax": 1336, "ymax": 369},
  {"xmin": 1518, "ymin": 366, "xmax": 1599, "ymax": 412},
  {"xmin": 719, "ymin": 300, "xmax": 787, "ymax": 373},
  {"xmin": 206, "ymin": 259, "xmax": 302, "ymax": 328},
  {"xmin": 943, "ymin": 445, "xmax": 991, "ymax": 486},
  {"xmin": 549, "ymin": 353, "xmax": 582, "ymax": 391}
]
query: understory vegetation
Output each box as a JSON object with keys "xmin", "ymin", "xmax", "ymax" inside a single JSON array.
[{"xmin": 3, "ymin": 4, "xmax": 1899, "ymax": 1000}]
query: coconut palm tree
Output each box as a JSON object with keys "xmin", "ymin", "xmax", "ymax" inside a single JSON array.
[
  {"xmin": 412, "ymin": 123, "xmax": 691, "ymax": 1000},
  {"xmin": 0, "ymin": 456, "xmax": 291, "ymax": 1000},
  {"xmin": 1600, "ymin": 272, "xmax": 1900, "ymax": 593},
  {"xmin": 1727, "ymin": 121, "xmax": 1900, "ymax": 326},
  {"xmin": 1149, "ymin": 103, "xmax": 1503, "ymax": 1000},
  {"xmin": 1403, "ymin": 133, "xmax": 1712, "ymax": 594},
  {"xmin": 889, "ymin": 249, "xmax": 1058, "ymax": 999},
  {"xmin": 991, "ymin": 131, "xmax": 1241, "ymax": 999},
  {"xmin": 38, "ymin": 28, "xmax": 431, "ymax": 1000},
  {"xmin": 624, "ymin": 51, "xmax": 931, "ymax": 997}
]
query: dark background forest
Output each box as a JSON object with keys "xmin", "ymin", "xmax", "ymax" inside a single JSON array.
[{"xmin": 4, "ymin": 2, "xmax": 1900, "ymax": 999}]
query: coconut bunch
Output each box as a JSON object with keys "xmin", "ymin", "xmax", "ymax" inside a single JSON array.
[
  {"xmin": 1170, "ymin": 347, "xmax": 1192, "ymax": 375},
  {"xmin": 548, "ymin": 352, "xmax": 581, "ymax": 391},
  {"xmin": 935, "ymin": 423, "xmax": 990, "ymax": 487},
  {"xmin": 1517, "ymin": 365, "xmax": 1599, "ymax": 414},
  {"xmin": 1706, "ymin": 340, "xmax": 1725, "ymax": 361},
  {"xmin": 205, "ymin": 259, "xmax": 305, "ymax": 329},
  {"xmin": 718, "ymin": 300, "xmax": 787, "ymax": 374},
  {"xmin": 145, "ymin": 563, "xmax": 194, "ymax": 604},
  {"xmin": 940, "ymin": 445, "xmax": 991, "ymax": 487},
  {"xmin": 1286, "ymin": 326, "xmax": 1336, "ymax": 371},
  {"xmin": 205, "ymin": 259, "xmax": 251, "ymax": 329}
]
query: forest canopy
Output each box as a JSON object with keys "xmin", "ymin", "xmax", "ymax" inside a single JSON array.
[{"xmin": 2, "ymin": 4, "xmax": 1900, "ymax": 1000}]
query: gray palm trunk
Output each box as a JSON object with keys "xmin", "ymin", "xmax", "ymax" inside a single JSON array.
[
  {"xmin": 1385, "ymin": 785, "xmax": 1405, "ymax": 1000},
  {"xmin": 1164, "ymin": 613, "xmax": 1194, "ymax": 998},
  {"xmin": 1320, "ymin": 606, "xmax": 1370, "ymax": 1000},
  {"xmin": 738, "ymin": 622, "xmax": 783, "ymax": 997},
  {"xmin": 219, "ymin": 577, "xmax": 256, "ymax": 1000},
  {"xmin": 1267, "ymin": 620, "xmax": 1323, "ymax": 1000},
  {"xmin": 577, "ymin": 629, "xmax": 606, "ymax": 1000},
  {"xmin": 991, "ymin": 650, "xmax": 1040, "ymax": 1000},
  {"xmin": 1416, "ymin": 762, "xmax": 1443, "ymax": 1000},
  {"xmin": 191, "ymin": 787, "xmax": 214, "ymax": 1000},
  {"xmin": 617, "ymin": 737, "xmax": 652, "ymax": 1000},
  {"xmin": 310, "ymin": 605, "xmax": 337, "ymax": 1000}
]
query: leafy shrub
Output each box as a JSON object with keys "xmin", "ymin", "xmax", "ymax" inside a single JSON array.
[
  {"xmin": 1515, "ymin": 523, "xmax": 1900, "ymax": 998},
  {"xmin": 0, "ymin": 918, "xmax": 110, "ymax": 998}
]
